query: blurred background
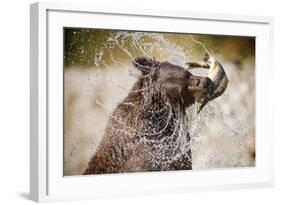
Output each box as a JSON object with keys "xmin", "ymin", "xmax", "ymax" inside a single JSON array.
[{"xmin": 63, "ymin": 28, "xmax": 255, "ymax": 176}]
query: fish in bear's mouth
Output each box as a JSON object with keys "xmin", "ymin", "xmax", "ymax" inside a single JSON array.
[{"xmin": 186, "ymin": 53, "xmax": 229, "ymax": 114}]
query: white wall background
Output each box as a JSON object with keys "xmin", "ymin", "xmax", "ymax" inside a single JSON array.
[{"xmin": 0, "ymin": 0, "xmax": 280, "ymax": 204}]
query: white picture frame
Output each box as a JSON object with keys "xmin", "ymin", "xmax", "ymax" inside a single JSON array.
[{"xmin": 30, "ymin": 2, "xmax": 274, "ymax": 202}]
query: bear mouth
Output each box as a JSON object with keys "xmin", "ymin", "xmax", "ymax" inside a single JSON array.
[{"xmin": 188, "ymin": 76, "xmax": 214, "ymax": 98}]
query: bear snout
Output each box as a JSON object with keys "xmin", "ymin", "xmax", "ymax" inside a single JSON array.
[
  {"xmin": 188, "ymin": 76, "xmax": 213, "ymax": 91},
  {"xmin": 202, "ymin": 77, "xmax": 215, "ymax": 95}
]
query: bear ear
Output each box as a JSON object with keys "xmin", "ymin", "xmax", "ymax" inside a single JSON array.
[{"xmin": 133, "ymin": 57, "xmax": 160, "ymax": 75}]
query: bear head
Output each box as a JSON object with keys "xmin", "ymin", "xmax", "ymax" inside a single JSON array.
[{"xmin": 133, "ymin": 57, "xmax": 214, "ymax": 108}]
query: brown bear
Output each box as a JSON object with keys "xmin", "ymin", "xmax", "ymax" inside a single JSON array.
[{"xmin": 83, "ymin": 58, "xmax": 214, "ymax": 175}]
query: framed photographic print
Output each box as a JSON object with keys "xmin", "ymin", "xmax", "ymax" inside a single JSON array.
[{"xmin": 30, "ymin": 2, "xmax": 274, "ymax": 202}]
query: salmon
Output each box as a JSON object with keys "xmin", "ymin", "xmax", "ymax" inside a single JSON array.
[{"xmin": 186, "ymin": 53, "xmax": 229, "ymax": 114}]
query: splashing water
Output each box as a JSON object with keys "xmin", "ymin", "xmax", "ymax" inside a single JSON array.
[{"xmin": 64, "ymin": 31, "xmax": 255, "ymax": 175}]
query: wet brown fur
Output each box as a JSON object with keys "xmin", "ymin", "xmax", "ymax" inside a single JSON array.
[{"xmin": 83, "ymin": 58, "xmax": 213, "ymax": 175}]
